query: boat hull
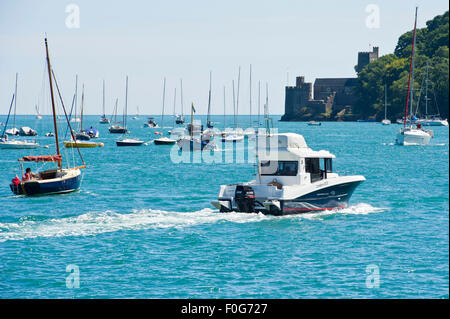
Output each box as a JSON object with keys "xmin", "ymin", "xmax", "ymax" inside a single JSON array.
[
  {"xmin": 396, "ymin": 129, "xmax": 432, "ymax": 145},
  {"xmin": 109, "ymin": 127, "xmax": 127, "ymax": 134},
  {"xmin": 213, "ymin": 178, "xmax": 364, "ymax": 215},
  {"xmin": 0, "ymin": 141, "xmax": 39, "ymax": 149},
  {"xmin": 116, "ymin": 141, "xmax": 144, "ymax": 146},
  {"xmin": 278, "ymin": 181, "xmax": 362, "ymax": 215},
  {"xmin": 417, "ymin": 119, "xmax": 448, "ymax": 126},
  {"xmin": 154, "ymin": 138, "xmax": 176, "ymax": 145},
  {"xmin": 64, "ymin": 141, "xmax": 98, "ymax": 148},
  {"xmin": 10, "ymin": 169, "xmax": 81, "ymax": 196}
]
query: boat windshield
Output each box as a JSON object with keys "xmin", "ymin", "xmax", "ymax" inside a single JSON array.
[
  {"xmin": 305, "ymin": 158, "xmax": 332, "ymax": 182},
  {"xmin": 260, "ymin": 161, "xmax": 298, "ymax": 176}
]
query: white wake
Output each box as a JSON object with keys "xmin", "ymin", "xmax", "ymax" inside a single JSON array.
[{"xmin": 0, "ymin": 203, "xmax": 384, "ymax": 242}]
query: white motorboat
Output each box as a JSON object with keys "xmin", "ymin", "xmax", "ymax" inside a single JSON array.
[
  {"xmin": 19, "ymin": 126, "xmax": 37, "ymax": 136},
  {"xmin": 212, "ymin": 133, "xmax": 365, "ymax": 215},
  {"xmin": 0, "ymin": 139, "xmax": 39, "ymax": 149},
  {"xmin": 154, "ymin": 136, "xmax": 177, "ymax": 145},
  {"xmin": 6, "ymin": 127, "xmax": 19, "ymax": 136},
  {"xmin": 116, "ymin": 138, "xmax": 144, "ymax": 146},
  {"xmin": 308, "ymin": 121, "xmax": 321, "ymax": 126}
]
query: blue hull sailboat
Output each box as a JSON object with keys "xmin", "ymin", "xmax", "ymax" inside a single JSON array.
[{"xmin": 10, "ymin": 37, "xmax": 86, "ymax": 196}]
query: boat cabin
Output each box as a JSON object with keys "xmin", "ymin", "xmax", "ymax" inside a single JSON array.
[{"xmin": 256, "ymin": 133, "xmax": 336, "ymax": 187}]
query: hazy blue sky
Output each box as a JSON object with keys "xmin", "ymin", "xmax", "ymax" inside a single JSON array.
[{"xmin": 0, "ymin": 0, "xmax": 448, "ymax": 115}]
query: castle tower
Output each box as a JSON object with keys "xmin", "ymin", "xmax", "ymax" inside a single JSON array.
[{"xmin": 356, "ymin": 47, "xmax": 379, "ymax": 73}]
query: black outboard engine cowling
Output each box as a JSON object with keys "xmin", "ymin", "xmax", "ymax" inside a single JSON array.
[{"xmin": 235, "ymin": 185, "xmax": 256, "ymax": 213}]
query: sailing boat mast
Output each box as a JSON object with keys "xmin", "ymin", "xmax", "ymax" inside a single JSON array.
[
  {"xmin": 384, "ymin": 84, "xmax": 387, "ymax": 120},
  {"xmin": 44, "ymin": 37, "xmax": 61, "ymax": 162},
  {"xmin": 236, "ymin": 66, "xmax": 240, "ymax": 130},
  {"xmin": 425, "ymin": 60, "xmax": 429, "ymax": 116},
  {"xmin": 190, "ymin": 103, "xmax": 194, "ymax": 139},
  {"xmin": 403, "ymin": 7, "xmax": 418, "ymax": 128},
  {"xmin": 207, "ymin": 71, "xmax": 212, "ymax": 128},
  {"xmin": 249, "ymin": 64, "xmax": 252, "ymax": 128},
  {"xmin": 223, "ymin": 86, "xmax": 226, "ymax": 130},
  {"xmin": 13, "ymin": 73, "xmax": 17, "ymax": 130},
  {"xmin": 232, "ymin": 80, "xmax": 236, "ymax": 130},
  {"xmin": 102, "ymin": 79, "xmax": 106, "ymax": 117},
  {"xmin": 180, "ymin": 79, "xmax": 184, "ymax": 118},
  {"xmin": 74, "ymin": 75, "xmax": 78, "ymax": 121},
  {"xmin": 124, "ymin": 76, "xmax": 128, "ymax": 129},
  {"xmin": 172, "ymin": 87, "xmax": 176, "ymax": 129},
  {"xmin": 160, "ymin": 78, "xmax": 166, "ymax": 135},
  {"xmin": 80, "ymin": 84, "xmax": 85, "ymax": 131},
  {"xmin": 258, "ymin": 80, "xmax": 261, "ymax": 126}
]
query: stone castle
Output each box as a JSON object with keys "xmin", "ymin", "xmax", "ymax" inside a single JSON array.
[{"xmin": 281, "ymin": 47, "xmax": 379, "ymax": 121}]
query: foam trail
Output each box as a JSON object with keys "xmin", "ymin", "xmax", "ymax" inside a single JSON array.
[
  {"xmin": 0, "ymin": 204, "xmax": 383, "ymax": 242},
  {"xmin": 0, "ymin": 208, "xmax": 268, "ymax": 242}
]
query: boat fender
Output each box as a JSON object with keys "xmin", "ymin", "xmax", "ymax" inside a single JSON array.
[{"xmin": 12, "ymin": 176, "xmax": 20, "ymax": 186}]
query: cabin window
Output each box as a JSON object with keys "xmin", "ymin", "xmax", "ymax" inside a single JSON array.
[
  {"xmin": 305, "ymin": 158, "xmax": 321, "ymax": 182},
  {"xmin": 305, "ymin": 158, "xmax": 332, "ymax": 182},
  {"xmin": 324, "ymin": 158, "xmax": 332, "ymax": 173},
  {"xmin": 260, "ymin": 161, "xmax": 298, "ymax": 176}
]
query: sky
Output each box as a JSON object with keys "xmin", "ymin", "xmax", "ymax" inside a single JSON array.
[{"xmin": 0, "ymin": 0, "xmax": 448, "ymax": 115}]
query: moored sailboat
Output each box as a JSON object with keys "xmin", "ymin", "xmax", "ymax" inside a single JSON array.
[
  {"xmin": 154, "ymin": 78, "xmax": 176, "ymax": 145},
  {"xmin": 381, "ymin": 84, "xmax": 391, "ymax": 125},
  {"xmin": 0, "ymin": 93, "xmax": 39, "ymax": 149},
  {"xmin": 396, "ymin": 7, "xmax": 433, "ymax": 146},
  {"xmin": 177, "ymin": 103, "xmax": 218, "ymax": 151},
  {"xmin": 99, "ymin": 79, "xmax": 110, "ymax": 124},
  {"xmin": 109, "ymin": 89, "xmax": 128, "ymax": 134},
  {"xmin": 116, "ymin": 76, "xmax": 144, "ymax": 147}
]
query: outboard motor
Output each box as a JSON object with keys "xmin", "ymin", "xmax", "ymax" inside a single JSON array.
[{"xmin": 235, "ymin": 185, "xmax": 256, "ymax": 213}]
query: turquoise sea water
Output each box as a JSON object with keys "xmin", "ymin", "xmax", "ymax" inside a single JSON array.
[{"xmin": 0, "ymin": 115, "xmax": 448, "ymax": 298}]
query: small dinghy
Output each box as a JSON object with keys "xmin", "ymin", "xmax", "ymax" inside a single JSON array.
[
  {"xmin": 144, "ymin": 117, "xmax": 159, "ymax": 128},
  {"xmin": 116, "ymin": 138, "xmax": 144, "ymax": 146},
  {"xmin": 99, "ymin": 117, "xmax": 110, "ymax": 124},
  {"xmin": 64, "ymin": 140, "xmax": 99, "ymax": 148},
  {"xmin": 308, "ymin": 121, "xmax": 321, "ymax": 126}
]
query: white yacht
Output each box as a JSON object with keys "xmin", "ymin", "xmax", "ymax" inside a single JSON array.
[
  {"xmin": 395, "ymin": 8, "xmax": 433, "ymax": 146},
  {"xmin": 212, "ymin": 133, "xmax": 365, "ymax": 215},
  {"xmin": 417, "ymin": 118, "xmax": 448, "ymax": 126}
]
